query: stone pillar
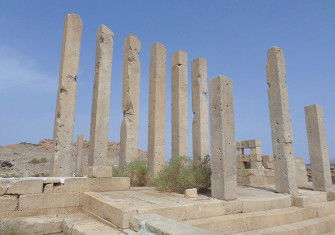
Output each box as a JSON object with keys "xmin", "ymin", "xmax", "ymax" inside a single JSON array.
[
  {"xmin": 75, "ymin": 134, "xmax": 84, "ymax": 176},
  {"xmin": 210, "ymin": 76, "xmax": 237, "ymax": 200},
  {"xmin": 266, "ymin": 47, "xmax": 297, "ymax": 195},
  {"xmin": 88, "ymin": 25, "xmax": 114, "ymax": 178},
  {"xmin": 148, "ymin": 43, "xmax": 166, "ymax": 179},
  {"xmin": 304, "ymin": 104, "xmax": 332, "ymax": 191},
  {"xmin": 171, "ymin": 51, "xmax": 188, "ymax": 158},
  {"xmin": 51, "ymin": 14, "xmax": 82, "ymax": 176},
  {"xmin": 192, "ymin": 58, "xmax": 209, "ymax": 161},
  {"xmin": 119, "ymin": 35, "xmax": 141, "ymax": 165}
]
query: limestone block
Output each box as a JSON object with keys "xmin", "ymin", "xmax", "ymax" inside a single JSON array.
[
  {"xmin": 240, "ymin": 140, "xmax": 249, "ymax": 148},
  {"xmin": 184, "ymin": 188, "xmax": 197, "ymax": 198},
  {"xmin": 210, "ymin": 76, "xmax": 237, "ymax": 200},
  {"xmin": 328, "ymin": 190, "xmax": 335, "ymax": 201},
  {"xmin": 119, "ymin": 35, "xmax": 141, "ymax": 165},
  {"xmin": 266, "ymin": 46, "xmax": 297, "ymax": 195},
  {"xmin": 148, "ymin": 42, "xmax": 167, "ymax": 179},
  {"xmin": 293, "ymin": 192, "xmax": 327, "ymax": 207},
  {"xmin": 192, "ymin": 58, "xmax": 209, "ymax": 160},
  {"xmin": 249, "ymin": 154, "xmax": 263, "ymax": 162},
  {"xmin": 19, "ymin": 192, "xmax": 80, "ymax": 210},
  {"xmin": 305, "ymin": 104, "xmax": 332, "ymax": 191},
  {"xmin": 88, "ymin": 25, "xmax": 114, "ymax": 177},
  {"xmin": 242, "ymin": 195, "xmax": 291, "ymax": 213},
  {"xmin": 0, "ymin": 181, "xmax": 7, "ymax": 195},
  {"xmin": 7, "ymin": 179, "xmax": 43, "ymax": 195},
  {"xmin": 88, "ymin": 165, "xmax": 113, "ymax": 178},
  {"xmin": 0, "ymin": 195, "xmax": 18, "ymax": 212},
  {"xmin": 250, "ymin": 147, "xmax": 262, "ymax": 155},
  {"xmin": 171, "ymin": 51, "xmax": 188, "ymax": 158},
  {"xmin": 295, "ymin": 157, "xmax": 309, "ymax": 188},
  {"xmin": 52, "ymin": 14, "xmax": 82, "ymax": 176},
  {"xmin": 250, "ymin": 161, "xmax": 264, "ymax": 169},
  {"xmin": 43, "ymin": 183, "xmax": 54, "ymax": 193},
  {"xmin": 248, "ymin": 140, "xmax": 261, "ymax": 148},
  {"xmin": 90, "ymin": 177, "xmax": 130, "ymax": 192},
  {"xmin": 263, "ymin": 161, "xmax": 274, "ymax": 169}
]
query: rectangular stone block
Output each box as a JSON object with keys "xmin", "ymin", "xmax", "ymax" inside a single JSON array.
[
  {"xmin": 19, "ymin": 192, "xmax": 80, "ymax": 210},
  {"xmin": 210, "ymin": 76, "xmax": 237, "ymax": 201},
  {"xmin": 0, "ymin": 181, "xmax": 7, "ymax": 195},
  {"xmin": 88, "ymin": 165, "xmax": 113, "ymax": 178},
  {"xmin": 305, "ymin": 104, "xmax": 332, "ymax": 191},
  {"xmin": 6, "ymin": 179, "xmax": 43, "ymax": 195},
  {"xmin": 0, "ymin": 195, "xmax": 18, "ymax": 212},
  {"xmin": 248, "ymin": 140, "xmax": 261, "ymax": 148}
]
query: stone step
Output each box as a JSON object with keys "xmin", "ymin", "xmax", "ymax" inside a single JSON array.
[
  {"xmin": 185, "ymin": 206, "xmax": 320, "ymax": 234},
  {"xmin": 293, "ymin": 190, "xmax": 327, "ymax": 207},
  {"xmin": 237, "ymin": 214, "xmax": 335, "ymax": 235}
]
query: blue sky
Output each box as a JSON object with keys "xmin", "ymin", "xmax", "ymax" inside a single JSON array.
[{"xmin": 0, "ymin": 1, "xmax": 334, "ymax": 163}]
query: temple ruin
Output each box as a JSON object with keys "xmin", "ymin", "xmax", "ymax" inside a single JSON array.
[{"xmin": 0, "ymin": 13, "xmax": 334, "ymax": 235}]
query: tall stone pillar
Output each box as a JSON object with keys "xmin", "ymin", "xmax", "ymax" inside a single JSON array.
[
  {"xmin": 266, "ymin": 47, "xmax": 297, "ymax": 195},
  {"xmin": 88, "ymin": 25, "xmax": 114, "ymax": 178},
  {"xmin": 119, "ymin": 35, "xmax": 141, "ymax": 165},
  {"xmin": 210, "ymin": 76, "xmax": 237, "ymax": 200},
  {"xmin": 51, "ymin": 14, "xmax": 82, "ymax": 176},
  {"xmin": 304, "ymin": 104, "xmax": 332, "ymax": 191},
  {"xmin": 192, "ymin": 58, "xmax": 209, "ymax": 161},
  {"xmin": 148, "ymin": 43, "xmax": 166, "ymax": 179},
  {"xmin": 75, "ymin": 134, "xmax": 84, "ymax": 176},
  {"xmin": 171, "ymin": 51, "xmax": 188, "ymax": 158}
]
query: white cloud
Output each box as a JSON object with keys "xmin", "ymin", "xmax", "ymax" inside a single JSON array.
[{"xmin": 0, "ymin": 45, "xmax": 56, "ymax": 93}]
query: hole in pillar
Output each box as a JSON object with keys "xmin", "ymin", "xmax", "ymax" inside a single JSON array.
[{"xmin": 244, "ymin": 162, "xmax": 251, "ymax": 169}]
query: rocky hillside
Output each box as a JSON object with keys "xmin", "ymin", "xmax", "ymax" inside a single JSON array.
[{"xmin": 0, "ymin": 140, "xmax": 147, "ymax": 177}]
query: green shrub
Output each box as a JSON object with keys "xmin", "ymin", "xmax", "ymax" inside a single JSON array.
[
  {"xmin": 151, "ymin": 156, "xmax": 211, "ymax": 194},
  {"xmin": 0, "ymin": 221, "xmax": 24, "ymax": 235},
  {"xmin": 32, "ymin": 173, "xmax": 50, "ymax": 177},
  {"xmin": 28, "ymin": 157, "xmax": 47, "ymax": 164},
  {"xmin": 113, "ymin": 158, "xmax": 148, "ymax": 186},
  {"xmin": 0, "ymin": 174, "xmax": 21, "ymax": 178}
]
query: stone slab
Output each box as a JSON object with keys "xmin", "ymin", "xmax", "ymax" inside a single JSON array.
[
  {"xmin": 6, "ymin": 179, "xmax": 43, "ymax": 195},
  {"xmin": 0, "ymin": 195, "xmax": 18, "ymax": 212}
]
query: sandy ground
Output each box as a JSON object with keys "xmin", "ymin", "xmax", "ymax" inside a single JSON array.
[{"xmin": 0, "ymin": 140, "xmax": 147, "ymax": 177}]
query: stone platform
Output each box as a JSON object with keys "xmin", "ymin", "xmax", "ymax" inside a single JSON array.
[{"xmin": 1, "ymin": 180, "xmax": 335, "ymax": 234}]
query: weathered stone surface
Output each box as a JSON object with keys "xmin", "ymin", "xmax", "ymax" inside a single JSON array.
[
  {"xmin": 0, "ymin": 181, "xmax": 7, "ymax": 195},
  {"xmin": 52, "ymin": 14, "xmax": 82, "ymax": 176},
  {"xmin": 210, "ymin": 76, "xmax": 237, "ymax": 200},
  {"xmin": 88, "ymin": 25, "xmax": 114, "ymax": 178},
  {"xmin": 43, "ymin": 183, "xmax": 54, "ymax": 193},
  {"xmin": 75, "ymin": 134, "xmax": 84, "ymax": 176},
  {"xmin": 295, "ymin": 157, "xmax": 309, "ymax": 188},
  {"xmin": 304, "ymin": 104, "xmax": 332, "ymax": 192},
  {"xmin": 119, "ymin": 35, "xmax": 141, "ymax": 165},
  {"xmin": 266, "ymin": 46, "xmax": 297, "ymax": 195},
  {"xmin": 148, "ymin": 43, "xmax": 167, "ymax": 179},
  {"xmin": 0, "ymin": 195, "xmax": 18, "ymax": 212},
  {"xmin": 191, "ymin": 58, "xmax": 209, "ymax": 160},
  {"xmin": 7, "ymin": 179, "xmax": 43, "ymax": 195},
  {"xmin": 19, "ymin": 192, "xmax": 80, "ymax": 210},
  {"xmin": 185, "ymin": 188, "xmax": 197, "ymax": 198},
  {"xmin": 171, "ymin": 51, "xmax": 188, "ymax": 159}
]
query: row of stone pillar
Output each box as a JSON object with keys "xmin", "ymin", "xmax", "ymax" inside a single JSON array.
[
  {"xmin": 50, "ymin": 14, "xmax": 211, "ymax": 178},
  {"xmin": 51, "ymin": 14, "xmax": 332, "ymax": 201}
]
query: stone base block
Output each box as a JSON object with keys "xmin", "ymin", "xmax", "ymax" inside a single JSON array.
[
  {"xmin": 88, "ymin": 166, "xmax": 113, "ymax": 178},
  {"xmin": 6, "ymin": 179, "xmax": 43, "ymax": 195},
  {"xmin": 0, "ymin": 195, "xmax": 18, "ymax": 212},
  {"xmin": 293, "ymin": 191, "xmax": 327, "ymax": 207}
]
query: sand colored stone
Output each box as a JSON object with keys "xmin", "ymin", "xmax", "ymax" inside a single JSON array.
[
  {"xmin": 119, "ymin": 35, "xmax": 141, "ymax": 165},
  {"xmin": 191, "ymin": 58, "xmax": 209, "ymax": 160},
  {"xmin": 51, "ymin": 14, "xmax": 82, "ymax": 176},
  {"xmin": 305, "ymin": 104, "xmax": 332, "ymax": 191},
  {"xmin": 210, "ymin": 76, "xmax": 237, "ymax": 200},
  {"xmin": 88, "ymin": 25, "xmax": 114, "ymax": 177},
  {"xmin": 171, "ymin": 51, "xmax": 188, "ymax": 158},
  {"xmin": 75, "ymin": 134, "xmax": 84, "ymax": 176},
  {"xmin": 148, "ymin": 43, "xmax": 167, "ymax": 179},
  {"xmin": 266, "ymin": 47, "xmax": 297, "ymax": 195}
]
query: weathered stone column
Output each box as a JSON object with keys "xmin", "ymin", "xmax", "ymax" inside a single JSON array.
[
  {"xmin": 304, "ymin": 104, "xmax": 332, "ymax": 191},
  {"xmin": 148, "ymin": 43, "xmax": 166, "ymax": 179},
  {"xmin": 119, "ymin": 35, "xmax": 141, "ymax": 165},
  {"xmin": 51, "ymin": 14, "xmax": 82, "ymax": 176},
  {"xmin": 210, "ymin": 76, "xmax": 237, "ymax": 200},
  {"xmin": 266, "ymin": 47, "xmax": 297, "ymax": 194},
  {"xmin": 88, "ymin": 25, "xmax": 114, "ymax": 178},
  {"xmin": 192, "ymin": 58, "xmax": 209, "ymax": 161},
  {"xmin": 75, "ymin": 134, "xmax": 84, "ymax": 176},
  {"xmin": 171, "ymin": 51, "xmax": 188, "ymax": 158}
]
